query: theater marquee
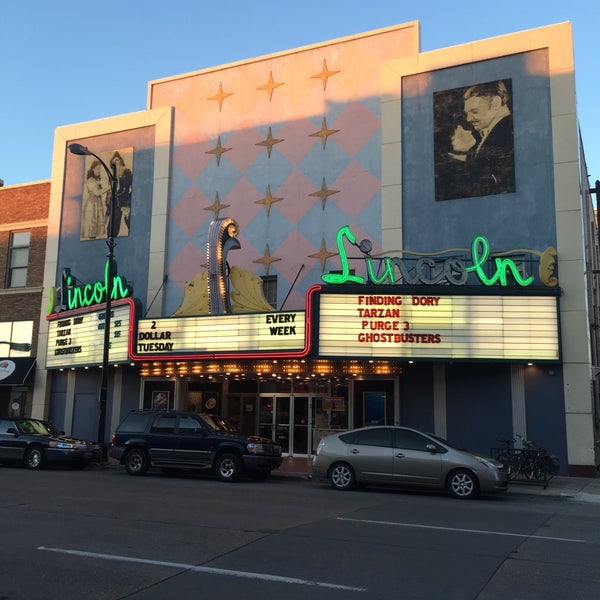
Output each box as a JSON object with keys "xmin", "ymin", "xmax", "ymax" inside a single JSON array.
[
  {"xmin": 132, "ymin": 311, "xmax": 308, "ymax": 359},
  {"xmin": 46, "ymin": 299, "xmax": 133, "ymax": 368},
  {"xmin": 317, "ymin": 292, "xmax": 559, "ymax": 361}
]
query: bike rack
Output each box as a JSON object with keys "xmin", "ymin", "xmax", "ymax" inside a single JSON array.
[{"xmin": 490, "ymin": 447, "xmax": 558, "ymax": 489}]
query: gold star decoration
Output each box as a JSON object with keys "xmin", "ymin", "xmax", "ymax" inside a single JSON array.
[
  {"xmin": 208, "ymin": 82, "xmax": 234, "ymax": 112},
  {"xmin": 309, "ymin": 239, "xmax": 338, "ymax": 272},
  {"xmin": 309, "ymin": 177, "xmax": 339, "ymax": 210},
  {"xmin": 255, "ymin": 184, "xmax": 283, "ymax": 216},
  {"xmin": 257, "ymin": 71, "xmax": 284, "ymax": 101},
  {"xmin": 253, "ymin": 244, "xmax": 281, "ymax": 275},
  {"xmin": 204, "ymin": 191, "xmax": 230, "ymax": 219},
  {"xmin": 255, "ymin": 126, "xmax": 284, "ymax": 158},
  {"xmin": 309, "ymin": 117, "xmax": 340, "ymax": 149},
  {"xmin": 205, "ymin": 135, "xmax": 232, "ymax": 166},
  {"xmin": 310, "ymin": 59, "xmax": 340, "ymax": 91}
]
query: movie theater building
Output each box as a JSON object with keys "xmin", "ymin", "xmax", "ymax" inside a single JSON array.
[{"xmin": 32, "ymin": 21, "xmax": 599, "ymax": 474}]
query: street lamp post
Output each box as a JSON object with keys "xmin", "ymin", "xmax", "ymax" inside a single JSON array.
[
  {"xmin": 0, "ymin": 341, "xmax": 32, "ymax": 353},
  {"xmin": 68, "ymin": 143, "xmax": 117, "ymax": 444}
]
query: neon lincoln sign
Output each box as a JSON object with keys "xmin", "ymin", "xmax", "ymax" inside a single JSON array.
[
  {"xmin": 322, "ymin": 226, "xmax": 540, "ymax": 287},
  {"xmin": 48, "ymin": 261, "xmax": 132, "ymax": 314}
]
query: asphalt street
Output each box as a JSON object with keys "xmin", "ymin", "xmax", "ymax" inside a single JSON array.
[{"xmin": 1, "ymin": 463, "xmax": 600, "ymax": 599}]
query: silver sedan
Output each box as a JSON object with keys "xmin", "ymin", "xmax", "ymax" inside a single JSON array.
[{"xmin": 312, "ymin": 426, "xmax": 508, "ymax": 499}]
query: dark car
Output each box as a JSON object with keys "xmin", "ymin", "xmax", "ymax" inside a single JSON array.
[
  {"xmin": 312, "ymin": 426, "xmax": 509, "ymax": 499},
  {"xmin": 0, "ymin": 418, "xmax": 105, "ymax": 470},
  {"xmin": 110, "ymin": 410, "xmax": 283, "ymax": 481}
]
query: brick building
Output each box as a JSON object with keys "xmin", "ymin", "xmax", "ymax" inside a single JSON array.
[{"xmin": 0, "ymin": 180, "xmax": 49, "ymax": 417}]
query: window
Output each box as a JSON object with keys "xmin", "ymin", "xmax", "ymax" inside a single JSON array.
[
  {"xmin": 178, "ymin": 415, "xmax": 203, "ymax": 433},
  {"xmin": 0, "ymin": 321, "xmax": 33, "ymax": 357},
  {"xmin": 116, "ymin": 413, "xmax": 149, "ymax": 433},
  {"xmin": 394, "ymin": 429, "xmax": 435, "ymax": 452},
  {"xmin": 151, "ymin": 416, "xmax": 176, "ymax": 434},
  {"xmin": 261, "ymin": 275, "xmax": 278, "ymax": 309},
  {"xmin": 0, "ymin": 420, "xmax": 14, "ymax": 434},
  {"xmin": 341, "ymin": 428, "xmax": 393, "ymax": 448},
  {"xmin": 6, "ymin": 231, "xmax": 30, "ymax": 288}
]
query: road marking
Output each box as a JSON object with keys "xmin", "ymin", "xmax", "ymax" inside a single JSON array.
[
  {"xmin": 37, "ymin": 546, "xmax": 366, "ymax": 592},
  {"xmin": 337, "ymin": 518, "xmax": 586, "ymax": 543}
]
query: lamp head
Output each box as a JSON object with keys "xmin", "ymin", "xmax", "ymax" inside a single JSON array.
[
  {"xmin": 8, "ymin": 342, "xmax": 31, "ymax": 352},
  {"xmin": 68, "ymin": 143, "xmax": 90, "ymax": 156}
]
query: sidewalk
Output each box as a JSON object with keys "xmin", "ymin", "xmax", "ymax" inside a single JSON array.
[
  {"xmin": 276, "ymin": 456, "xmax": 314, "ymax": 476},
  {"xmin": 507, "ymin": 473, "xmax": 600, "ymax": 502},
  {"xmin": 275, "ymin": 457, "xmax": 600, "ymax": 502}
]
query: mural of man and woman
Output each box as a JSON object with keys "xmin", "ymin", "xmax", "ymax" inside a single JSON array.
[
  {"xmin": 434, "ymin": 79, "xmax": 515, "ymax": 201},
  {"xmin": 80, "ymin": 148, "xmax": 133, "ymax": 241}
]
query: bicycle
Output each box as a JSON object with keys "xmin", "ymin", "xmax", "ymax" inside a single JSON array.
[
  {"xmin": 513, "ymin": 435, "xmax": 560, "ymax": 483},
  {"xmin": 494, "ymin": 436, "xmax": 534, "ymax": 480},
  {"xmin": 532, "ymin": 452, "xmax": 560, "ymax": 481},
  {"xmin": 495, "ymin": 436, "xmax": 517, "ymax": 479},
  {"xmin": 494, "ymin": 435, "xmax": 560, "ymax": 483}
]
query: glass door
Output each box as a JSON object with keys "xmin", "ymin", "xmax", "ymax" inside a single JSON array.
[
  {"xmin": 259, "ymin": 396, "xmax": 274, "ymax": 441},
  {"xmin": 292, "ymin": 396, "xmax": 309, "ymax": 455},
  {"xmin": 275, "ymin": 396, "xmax": 290, "ymax": 453},
  {"xmin": 259, "ymin": 394, "xmax": 323, "ymax": 456},
  {"xmin": 259, "ymin": 395, "xmax": 291, "ymax": 454}
]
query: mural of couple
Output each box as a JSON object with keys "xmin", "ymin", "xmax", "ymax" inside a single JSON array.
[{"xmin": 80, "ymin": 147, "xmax": 133, "ymax": 241}]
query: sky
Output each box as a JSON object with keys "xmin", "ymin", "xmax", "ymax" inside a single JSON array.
[{"xmin": 1, "ymin": 0, "xmax": 599, "ymax": 189}]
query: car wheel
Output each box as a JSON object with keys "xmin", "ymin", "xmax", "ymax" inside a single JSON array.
[
  {"xmin": 124, "ymin": 448, "xmax": 149, "ymax": 476},
  {"xmin": 25, "ymin": 446, "xmax": 45, "ymax": 470},
  {"xmin": 329, "ymin": 462, "xmax": 356, "ymax": 490},
  {"xmin": 215, "ymin": 453, "xmax": 241, "ymax": 482},
  {"xmin": 448, "ymin": 469, "xmax": 479, "ymax": 499}
]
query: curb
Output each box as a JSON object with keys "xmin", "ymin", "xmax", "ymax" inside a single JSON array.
[{"xmin": 566, "ymin": 491, "xmax": 600, "ymax": 503}]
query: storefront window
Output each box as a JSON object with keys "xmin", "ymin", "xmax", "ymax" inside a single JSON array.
[
  {"xmin": 315, "ymin": 396, "xmax": 348, "ymax": 430},
  {"xmin": 184, "ymin": 381, "xmax": 221, "ymax": 413},
  {"xmin": 312, "ymin": 394, "xmax": 348, "ymax": 453},
  {"xmin": 142, "ymin": 380, "xmax": 175, "ymax": 410},
  {"xmin": 0, "ymin": 388, "xmax": 27, "ymax": 418}
]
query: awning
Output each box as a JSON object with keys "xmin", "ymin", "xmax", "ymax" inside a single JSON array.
[{"xmin": 0, "ymin": 358, "xmax": 37, "ymax": 385}]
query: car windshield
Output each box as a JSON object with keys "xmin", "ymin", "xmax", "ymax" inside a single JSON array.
[
  {"xmin": 197, "ymin": 414, "xmax": 237, "ymax": 432},
  {"xmin": 426, "ymin": 432, "xmax": 457, "ymax": 448},
  {"xmin": 426, "ymin": 432, "xmax": 473, "ymax": 452},
  {"xmin": 17, "ymin": 420, "xmax": 55, "ymax": 435}
]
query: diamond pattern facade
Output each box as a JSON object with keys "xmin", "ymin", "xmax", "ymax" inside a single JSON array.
[{"xmin": 150, "ymin": 28, "xmax": 416, "ymax": 314}]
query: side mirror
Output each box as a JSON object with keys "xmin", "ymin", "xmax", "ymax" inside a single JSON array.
[
  {"xmin": 6, "ymin": 427, "xmax": 19, "ymax": 436},
  {"xmin": 425, "ymin": 443, "xmax": 438, "ymax": 453}
]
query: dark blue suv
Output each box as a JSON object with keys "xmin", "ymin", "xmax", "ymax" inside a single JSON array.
[{"xmin": 110, "ymin": 410, "xmax": 282, "ymax": 481}]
